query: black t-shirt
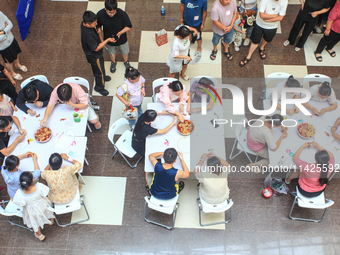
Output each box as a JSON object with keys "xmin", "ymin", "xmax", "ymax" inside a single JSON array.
[
  {"xmin": 80, "ymin": 22, "xmax": 103, "ymax": 58},
  {"xmin": 97, "ymin": 8, "xmax": 132, "ymax": 46},
  {"xmin": 0, "ymin": 64, "xmax": 7, "ymax": 79},
  {"xmin": 300, "ymin": 0, "xmax": 332, "ymax": 22},
  {"xmin": 0, "ymin": 116, "xmax": 13, "ymax": 158},
  {"xmin": 132, "ymin": 124, "xmax": 157, "ymax": 151}
]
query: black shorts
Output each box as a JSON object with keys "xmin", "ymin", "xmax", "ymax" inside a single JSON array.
[
  {"xmin": 184, "ymin": 23, "xmax": 202, "ymax": 43},
  {"xmin": 250, "ymin": 22, "xmax": 277, "ymax": 44}
]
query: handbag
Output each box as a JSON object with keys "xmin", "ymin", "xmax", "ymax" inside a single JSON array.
[
  {"xmin": 155, "ymin": 29, "xmax": 168, "ymax": 46},
  {"xmin": 117, "ymin": 83, "xmax": 138, "ymax": 120}
]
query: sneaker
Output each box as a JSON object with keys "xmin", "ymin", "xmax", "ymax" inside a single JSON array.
[
  {"xmin": 243, "ymin": 38, "xmax": 250, "ymax": 46},
  {"xmin": 124, "ymin": 61, "xmax": 131, "ymax": 69},
  {"xmin": 110, "ymin": 61, "xmax": 117, "ymax": 73},
  {"xmin": 234, "ymin": 46, "xmax": 240, "ymax": 52},
  {"xmin": 104, "ymin": 75, "xmax": 111, "ymax": 82},
  {"xmin": 94, "ymin": 86, "xmax": 109, "ymax": 96},
  {"xmin": 315, "ymin": 25, "xmax": 322, "ymax": 34},
  {"xmin": 92, "ymin": 105, "xmax": 100, "ymax": 110},
  {"xmin": 295, "ymin": 47, "xmax": 301, "ymax": 52},
  {"xmin": 283, "ymin": 40, "xmax": 290, "ymax": 47}
]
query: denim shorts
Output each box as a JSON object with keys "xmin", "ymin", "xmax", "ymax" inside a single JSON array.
[{"xmin": 212, "ymin": 29, "xmax": 234, "ymax": 46}]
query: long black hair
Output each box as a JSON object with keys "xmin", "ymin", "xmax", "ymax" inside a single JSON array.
[
  {"xmin": 20, "ymin": 172, "xmax": 33, "ymax": 190},
  {"xmin": 168, "ymin": 81, "xmax": 183, "ymax": 92},
  {"xmin": 3, "ymin": 155, "xmax": 19, "ymax": 171},
  {"xmin": 134, "ymin": 110, "xmax": 157, "ymax": 134},
  {"xmin": 316, "ymin": 150, "xmax": 331, "ymax": 185},
  {"xmin": 265, "ymin": 114, "xmax": 284, "ymax": 127},
  {"xmin": 125, "ymin": 67, "xmax": 140, "ymax": 80},
  {"xmin": 286, "ymin": 75, "xmax": 300, "ymax": 88},
  {"xmin": 174, "ymin": 26, "xmax": 190, "ymax": 38},
  {"xmin": 318, "ymin": 82, "xmax": 332, "ymax": 97}
]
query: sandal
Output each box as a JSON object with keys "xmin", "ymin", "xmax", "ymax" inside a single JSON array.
[
  {"xmin": 34, "ymin": 233, "xmax": 45, "ymax": 241},
  {"xmin": 12, "ymin": 73, "xmax": 23, "ymax": 81},
  {"xmin": 326, "ymin": 49, "xmax": 336, "ymax": 57},
  {"xmin": 16, "ymin": 65, "xmax": 28, "ymax": 72},
  {"xmin": 94, "ymin": 121, "xmax": 101, "ymax": 130},
  {"xmin": 210, "ymin": 50, "xmax": 217, "ymax": 60},
  {"xmin": 223, "ymin": 51, "xmax": 233, "ymax": 60},
  {"xmin": 314, "ymin": 51, "xmax": 323, "ymax": 62},
  {"xmin": 239, "ymin": 57, "xmax": 251, "ymax": 67},
  {"xmin": 145, "ymin": 184, "xmax": 151, "ymax": 196},
  {"xmin": 180, "ymin": 75, "xmax": 190, "ymax": 82},
  {"xmin": 259, "ymin": 49, "xmax": 267, "ymax": 60},
  {"xmin": 178, "ymin": 181, "xmax": 185, "ymax": 193}
]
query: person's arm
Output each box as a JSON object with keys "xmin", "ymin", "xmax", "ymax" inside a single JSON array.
[
  {"xmin": 299, "ymin": 0, "xmax": 304, "ymax": 10},
  {"xmin": 44, "ymin": 164, "xmax": 51, "ymax": 170},
  {"xmin": 324, "ymin": 19, "xmax": 334, "ymax": 36},
  {"xmin": 208, "ymin": 152, "xmax": 230, "ymax": 167},
  {"xmin": 9, "ymin": 101, "xmax": 17, "ymax": 111},
  {"xmin": 180, "ymin": 3, "xmax": 185, "ymax": 24},
  {"xmin": 11, "ymin": 116, "xmax": 25, "ymax": 134},
  {"xmin": 310, "ymin": 8, "xmax": 330, "ymax": 18},
  {"xmin": 319, "ymin": 101, "xmax": 337, "ymax": 115},
  {"xmin": 262, "ymin": 15, "xmax": 285, "ymax": 22},
  {"xmin": 0, "ymin": 13, "xmax": 13, "ymax": 34},
  {"xmin": 40, "ymin": 104, "xmax": 55, "ymax": 127},
  {"xmin": 97, "ymin": 27, "xmax": 104, "ymax": 42},
  {"xmin": 234, "ymin": 25, "xmax": 243, "ymax": 33},
  {"xmin": 17, "ymin": 151, "xmax": 32, "ymax": 160},
  {"xmin": 41, "ymin": 85, "xmax": 54, "ymax": 107},
  {"xmin": 175, "ymin": 152, "xmax": 190, "ymax": 181},
  {"xmin": 117, "ymin": 27, "xmax": 131, "ymax": 38},
  {"xmin": 0, "ymin": 134, "xmax": 25, "ymax": 156},
  {"xmin": 230, "ymin": 12, "xmax": 238, "ymax": 28},
  {"xmin": 155, "ymin": 116, "xmax": 178, "ymax": 134},
  {"xmin": 65, "ymin": 101, "xmax": 88, "ymax": 110},
  {"xmin": 186, "ymin": 92, "xmax": 191, "ymax": 113},
  {"xmin": 3, "ymin": 67, "xmax": 16, "ymax": 87},
  {"xmin": 94, "ymin": 37, "xmax": 116, "ymax": 52},
  {"xmin": 16, "ymin": 91, "xmax": 31, "ymax": 114},
  {"xmin": 31, "ymin": 153, "xmax": 41, "ymax": 179},
  {"xmin": 201, "ymin": 10, "xmax": 207, "ymax": 30},
  {"xmin": 149, "ymin": 152, "xmax": 164, "ymax": 168},
  {"xmin": 267, "ymin": 131, "xmax": 288, "ymax": 152},
  {"xmin": 331, "ymin": 117, "xmax": 340, "ymax": 138},
  {"xmin": 141, "ymin": 82, "xmax": 146, "ymax": 97},
  {"xmin": 293, "ymin": 142, "xmax": 309, "ymax": 160},
  {"xmin": 194, "ymin": 153, "xmax": 208, "ymax": 177},
  {"xmin": 212, "ymin": 20, "xmax": 228, "ymax": 31},
  {"xmin": 116, "ymin": 93, "xmax": 131, "ymax": 108},
  {"xmin": 311, "ymin": 141, "xmax": 334, "ymax": 158},
  {"xmin": 302, "ymin": 102, "xmax": 320, "ymax": 115}
]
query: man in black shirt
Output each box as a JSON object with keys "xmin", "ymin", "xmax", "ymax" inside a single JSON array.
[
  {"xmin": 97, "ymin": 0, "xmax": 132, "ymax": 74},
  {"xmin": 81, "ymin": 11, "xmax": 115, "ymax": 96},
  {"xmin": 16, "ymin": 79, "xmax": 53, "ymax": 115},
  {"xmin": 0, "ymin": 64, "xmax": 18, "ymax": 103}
]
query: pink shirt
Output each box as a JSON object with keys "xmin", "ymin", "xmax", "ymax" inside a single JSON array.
[
  {"xmin": 329, "ymin": 2, "xmax": 340, "ymax": 34},
  {"xmin": 49, "ymin": 83, "xmax": 88, "ymax": 106},
  {"xmin": 211, "ymin": 0, "xmax": 238, "ymax": 36},
  {"xmin": 294, "ymin": 156, "xmax": 334, "ymax": 193},
  {"xmin": 157, "ymin": 83, "xmax": 189, "ymax": 113},
  {"xmin": 0, "ymin": 94, "xmax": 13, "ymax": 116},
  {"xmin": 116, "ymin": 75, "xmax": 146, "ymax": 106}
]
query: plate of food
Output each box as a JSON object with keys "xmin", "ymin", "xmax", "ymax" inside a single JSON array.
[
  {"xmin": 177, "ymin": 120, "xmax": 194, "ymax": 136},
  {"xmin": 297, "ymin": 123, "xmax": 315, "ymax": 139},
  {"xmin": 35, "ymin": 127, "xmax": 52, "ymax": 143}
]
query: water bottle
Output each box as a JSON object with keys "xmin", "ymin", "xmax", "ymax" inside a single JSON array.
[{"xmin": 161, "ymin": 6, "xmax": 165, "ymax": 16}]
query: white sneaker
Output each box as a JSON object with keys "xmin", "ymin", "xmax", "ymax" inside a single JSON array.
[
  {"xmin": 234, "ymin": 46, "xmax": 240, "ymax": 52},
  {"xmin": 243, "ymin": 38, "xmax": 250, "ymax": 46},
  {"xmin": 315, "ymin": 26, "xmax": 322, "ymax": 34},
  {"xmin": 295, "ymin": 47, "xmax": 301, "ymax": 52},
  {"xmin": 283, "ymin": 40, "xmax": 289, "ymax": 47}
]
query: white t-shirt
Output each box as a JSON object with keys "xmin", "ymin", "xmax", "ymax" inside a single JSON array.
[
  {"xmin": 309, "ymin": 84, "xmax": 337, "ymax": 104},
  {"xmin": 240, "ymin": 0, "xmax": 257, "ymax": 9},
  {"xmin": 256, "ymin": 0, "xmax": 288, "ymax": 30},
  {"xmin": 270, "ymin": 80, "xmax": 300, "ymax": 101},
  {"xmin": 247, "ymin": 116, "xmax": 277, "ymax": 151},
  {"xmin": 170, "ymin": 25, "xmax": 190, "ymax": 61}
]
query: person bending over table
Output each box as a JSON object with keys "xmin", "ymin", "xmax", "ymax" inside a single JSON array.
[
  {"xmin": 286, "ymin": 141, "xmax": 334, "ymax": 198},
  {"xmin": 16, "ymin": 80, "xmax": 53, "ymax": 116},
  {"xmin": 132, "ymin": 109, "xmax": 178, "ymax": 158},
  {"xmin": 42, "ymin": 153, "xmax": 82, "ymax": 205},
  {"xmin": 40, "ymin": 83, "xmax": 101, "ymax": 130},
  {"xmin": 194, "ymin": 152, "xmax": 230, "ymax": 204},
  {"xmin": 188, "ymin": 77, "xmax": 216, "ymax": 114},
  {"xmin": 302, "ymin": 81, "xmax": 337, "ymax": 116},
  {"xmin": 0, "ymin": 116, "xmax": 26, "ymax": 163},
  {"xmin": 146, "ymin": 148, "xmax": 189, "ymax": 199},
  {"xmin": 157, "ymin": 80, "xmax": 189, "ymax": 122},
  {"xmin": 270, "ymin": 75, "xmax": 301, "ymax": 115},
  {"xmin": 247, "ymin": 114, "xmax": 288, "ymax": 172},
  {"xmin": 331, "ymin": 117, "xmax": 340, "ymax": 141}
]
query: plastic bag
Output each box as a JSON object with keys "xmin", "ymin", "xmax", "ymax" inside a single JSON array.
[{"xmin": 263, "ymin": 173, "xmax": 289, "ymax": 196}]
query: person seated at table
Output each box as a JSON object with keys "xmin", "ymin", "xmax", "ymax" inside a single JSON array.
[
  {"xmin": 0, "ymin": 116, "xmax": 26, "ymax": 164},
  {"xmin": 132, "ymin": 109, "xmax": 178, "ymax": 158},
  {"xmin": 147, "ymin": 148, "xmax": 189, "ymax": 199},
  {"xmin": 157, "ymin": 80, "xmax": 189, "ymax": 122},
  {"xmin": 1, "ymin": 152, "xmax": 40, "ymax": 198},
  {"xmin": 302, "ymin": 82, "xmax": 337, "ymax": 116},
  {"xmin": 188, "ymin": 77, "xmax": 216, "ymax": 114},
  {"xmin": 40, "ymin": 83, "xmax": 101, "ymax": 130},
  {"xmin": 331, "ymin": 117, "xmax": 340, "ymax": 141},
  {"xmin": 16, "ymin": 79, "xmax": 53, "ymax": 116},
  {"xmin": 246, "ymin": 114, "xmax": 288, "ymax": 172},
  {"xmin": 194, "ymin": 152, "xmax": 229, "ymax": 204},
  {"xmin": 42, "ymin": 153, "xmax": 82, "ymax": 205},
  {"xmin": 286, "ymin": 141, "xmax": 334, "ymax": 198},
  {"xmin": 0, "ymin": 92, "xmax": 17, "ymax": 116},
  {"xmin": 270, "ymin": 75, "xmax": 301, "ymax": 115}
]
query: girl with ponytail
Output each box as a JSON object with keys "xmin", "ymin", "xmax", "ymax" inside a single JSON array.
[
  {"xmin": 286, "ymin": 141, "xmax": 334, "ymax": 198},
  {"xmin": 132, "ymin": 109, "xmax": 178, "ymax": 157},
  {"xmin": 116, "ymin": 66, "xmax": 146, "ymax": 129}
]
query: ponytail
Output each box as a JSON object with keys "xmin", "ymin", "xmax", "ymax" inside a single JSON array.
[
  {"xmin": 19, "ymin": 172, "xmax": 33, "ymax": 190},
  {"xmin": 319, "ymin": 82, "xmax": 332, "ymax": 97},
  {"xmin": 168, "ymin": 81, "xmax": 183, "ymax": 92},
  {"xmin": 316, "ymin": 150, "xmax": 331, "ymax": 185},
  {"xmin": 286, "ymin": 75, "xmax": 300, "ymax": 88},
  {"xmin": 125, "ymin": 67, "xmax": 140, "ymax": 80}
]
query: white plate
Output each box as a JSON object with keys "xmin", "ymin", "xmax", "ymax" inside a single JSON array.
[{"xmin": 314, "ymin": 127, "xmax": 334, "ymax": 147}]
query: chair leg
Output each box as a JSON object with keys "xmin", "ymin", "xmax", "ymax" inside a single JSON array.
[
  {"xmin": 84, "ymin": 157, "xmax": 89, "ymax": 166},
  {"xmin": 117, "ymin": 150, "xmax": 142, "ymax": 168},
  {"xmin": 89, "ymin": 95, "xmax": 98, "ymax": 105},
  {"xmin": 87, "ymin": 123, "xmax": 92, "ymax": 133},
  {"xmin": 229, "ymin": 139, "xmax": 241, "ymax": 160},
  {"xmin": 259, "ymin": 89, "xmax": 265, "ymax": 100},
  {"xmin": 7, "ymin": 217, "xmax": 33, "ymax": 232},
  {"xmin": 112, "ymin": 147, "xmax": 118, "ymax": 158},
  {"xmin": 78, "ymin": 173, "xmax": 86, "ymax": 185},
  {"xmin": 197, "ymin": 198, "xmax": 232, "ymax": 227}
]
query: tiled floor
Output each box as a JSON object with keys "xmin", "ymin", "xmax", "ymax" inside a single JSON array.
[{"xmin": 1, "ymin": 0, "xmax": 340, "ymax": 254}]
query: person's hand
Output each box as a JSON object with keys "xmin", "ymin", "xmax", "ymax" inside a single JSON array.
[
  {"xmin": 207, "ymin": 152, "xmax": 216, "ymax": 158},
  {"xmin": 179, "ymin": 113, "xmax": 185, "ymax": 123},
  {"xmin": 286, "ymin": 109, "xmax": 295, "ymax": 115},
  {"xmin": 32, "ymin": 153, "xmax": 38, "ymax": 161},
  {"xmin": 24, "ymin": 151, "xmax": 32, "ymax": 158},
  {"xmin": 325, "ymin": 29, "xmax": 331, "ymax": 36},
  {"xmin": 303, "ymin": 142, "xmax": 311, "ymax": 148},
  {"xmin": 301, "ymin": 3, "xmax": 304, "ymax": 10},
  {"xmin": 200, "ymin": 153, "xmax": 208, "ymax": 161},
  {"xmin": 194, "ymin": 29, "xmax": 198, "ymax": 37},
  {"xmin": 117, "ymin": 31, "xmax": 122, "ymax": 38},
  {"xmin": 60, "ymin": 153, "xmax": 68, "ymax": 160},
  {"xmin": 312, "ymin": 108, "xmax": 320, "ymax": 115},
  {"xmin": 186, "ymin": 104, "xmax": 191, "ymax": 114},
  {"xmin": 13, "ymin": 106, "xmax": 18, "ymax": 111},
  {"xmin": 186, "ymin": 56, "xmax": 192, "ymax": 62},
  {"xmin": 311, "ymin": 11, "xmax": 318, "ymax": 18},
  {"xmin": 241, "ymin": 30, "xmax": 245, "ymax": 34},
  {"xmin": 281, "ymin": 132, "xmax": 288, "ymax": 138},
  {"xmin": 293, "ymin": 105, "xmax": 300, "ymax": 113},
  {"xmin": 16, "ymin": 133, "xmax": 25, "ymax": 143},
  {"xmin": 19, "ymin": 129, "xmax": 26, "ymax": 135},
  {"xmin": 201, "ymin": 23, "xmax": 204, "ymax": 31},
  {"xmin": 28, "ymin": 109, "xmax": 36, "ymax": 116},
  {"xmin": 141, "ymin": 88, "xmax": 146, "ymax": 97},
  {"xmin": 34, "ymin": 101, "xmax": 43, "ymax": 107},
  {"xmin": 190, "ymin": 108, "xmax": 199, "ymax": 114},
  {"xmin": 11, "ymin": 80, "xmax": 16, "ymax": 87},
  {"xmin": 65, "ymin": 101, "xmax": 73, "ymax": 107},
  {"xmin": 40, "ymin": 119, "xmax": 47, "ymax": 127},
  {"xmin": 311, "ymin": 141, "xmax": 319, "ymax": 148},
  {"xmin": 0, "ymin": 31, "xmax": 4, "ymax": 35},
  {"xmin": 179, "ymin": 104, "xmax": 184, "ymax": 113},
  {"xmin": 281, "ymin": 125, "xmax": 288, "ymax": 132},
  {"xmin": 108, "ymin": 37, "xmax": 116, "ymax": 43},
  {"xmin": 319, "ymin": 108, "xmax": 326, "ymax": 115},
  {"xmin": 178, "ymin": 151, "xmax": 184, "ymax": 160},
  {"xmin": 331, "ymin": 126, "xmax": 337, "ymax": 134},
  {"xmin": 224, "ymin": 26, "xmax": 232, "ymax": 33},
  {"xmin": 172, "ymin": 116, "xmax": 178, "ymax": 123},
  {"xmin": 125, "ymin": 102, "xmax": 131, "ymax": 108},
  {"xmin": 180, "ymin": 17, "xmax": 183, "ymax": 24}
]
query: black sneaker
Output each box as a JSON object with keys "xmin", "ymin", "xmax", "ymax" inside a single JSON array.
[
  {"xmin": 124, "ymin": 61, "xmax": 131, "ymax": 69},
  {"xmin": 104, "ymin": 75, "xmax": 111, "ymax": 82},
  {"xmin": 110, "ymin": 61, "xmax": 117, "ymax": 73},
  {"xmin": 94, "ymin": 86, "xmax": 109, "ymax": 96}
]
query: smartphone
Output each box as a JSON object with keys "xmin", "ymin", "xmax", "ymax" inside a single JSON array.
[{"xmin": 113, "ymin": 34, "xmax": 119, "ymax": 41}]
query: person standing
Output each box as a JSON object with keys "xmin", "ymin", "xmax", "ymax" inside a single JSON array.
[
  {"xmin": 97, "ymin": 0, "xmax": 132, "ymax": 74},
  {"xmin": 239, "ymin": 0, "xmax": 288, "ymax": 67},
  {"xmin": 81, "ymin": 11, "xmax": 114, "ymax": 96},
  {"xmin": 0, "ymin": 63, "xmax": 18, "ymax": 103},
  {"xmin": 210, "ymin": 0, "xmax": 238, "ymax": 61}
]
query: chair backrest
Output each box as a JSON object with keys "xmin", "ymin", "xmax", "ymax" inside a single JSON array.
[
  {"xmin": 0, "ymin": 201, "xmax": 23, "ymax": 217},
  {"xmin": 190, "ymin": 76, "xmax": 218, "ymax": 86},
  {"xmin": 296, "ymin": 187, "xmax": 334, "ymax": 209},
  {"xmin": 21, "ymin": 75, "xmax": 49, "ymax": 89},
  {"xmin": 302, "ymin": 74, "xmax": 331, "ymax": 89},
  {"xmin": 145, "ymin": 195, "xmax": 179, "ymax": 215},
  {"xmin": 48, "ymin": 189, "xmax": 81, "ymax": 215},
  {"xmin": 265, "ymin": 72, "xmax": 291, "ymax": 99},
  {"xmin": 108, "ymin": 118, "xmax": 129, "ymax": 145},
  {"xmin": 235, "ymin": 118, "xmax": 248, "ymax": 142},
  {"xmin": 200, "ymin": 197, "xmax": 233, "ymax": 214},
  {"xmin": 63, "ymin": 77, "xmax": 90, "ymax": 93},
  {"xmin": 152, "ymin": 77, "xmax": 178, "ymax": 99}
]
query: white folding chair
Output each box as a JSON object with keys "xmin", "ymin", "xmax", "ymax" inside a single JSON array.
[
  {"xmin": 152, "ymin": 77, "xmax": 178, "ymax": 102},
  {"xmin": 144, "ymin": 195, "xmax": 179, "ymax": 230},
  {"xmin": 47, "ymin": 189, "xmax": 89, "ymax": 227},
  {"xmin": 0, "ymin": 200, "xmax": 33, "ymax": 231},
  {"xmin": 229, "ymin": 118, "xmax": 259, "ymax": 163},
  {"xmin": 301, "ymin": 74, "xmax": 331, "ymax": 89},
  {"xmin": 21, "ymin": 75, "xmax": 49, "ymax": 89},
  {"xmin": 289, "ymin": 187, "xmax": 334, "ymax": 223},
  {"xmin": 197, "ymin": 196, "xmax": 233, "ymax": 227},
  {"xmin": 108, "ymin": 118, "xmax": 142, "ymax": 168},
  {"xmin": 259, "ymin": 72, "xmax": 291, "ymax": 100}
]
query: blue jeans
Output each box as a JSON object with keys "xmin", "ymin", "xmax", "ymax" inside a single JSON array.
[
  {"xmin": 129, "ymin": 103, "xmax": 143, "ymax": 129},
  {"xmin": 212, "ymin": 29, "xmax": 234, "ymax": 46}
]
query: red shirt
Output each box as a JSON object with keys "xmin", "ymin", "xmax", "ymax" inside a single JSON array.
[{"xmin": 329, "ymin": 2, "xmax": 340, "ymax": 34}]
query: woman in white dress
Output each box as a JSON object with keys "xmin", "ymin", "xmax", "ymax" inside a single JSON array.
[{"xmin": 13, "ymin": 172, "xmax": 54, "ymax": 241}]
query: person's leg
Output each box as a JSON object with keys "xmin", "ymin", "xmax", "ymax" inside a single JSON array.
[
  {"xmin": 109, "ymin": 53, "xmax": 116, "ymax": 63},
  {"xmin": 119, "ymin": 41, "xmax": 130, "ymax": 66},
  {"xmin": 315, "ymin": 34, "xmax": 330, "ymax": 54},
  {"xmin": 168, "ymin": 72, "xmax": 176, "ymax": 78},
  {"xmin": 13, "ymin": 55, "xmax": 26, "ymax": 71},
  {"xmin": 87, "ymin": 55, "xmax": 105, "ymax": 90},
  {"xmin": 3, "ymin": 62, "xmax": 16, "ymax": 76},
  {"xmin": 88, "ymin": 106, "xmax": 101, "ymax": 129},
  {"xmin": 286, "ymin": 168, "xmax": 300, "ymax": 183},
  {"xmin": 197, "ymin": 38, "xmax": 203, "ymax": 53},
  {"xmin": 295, "ymin": 19, "xmax": 318, "ymax": 48},
  {"xmin": 211, "ymin": 32, "xmax": 222, "ymax": 60},
  {"xmin": 246, "ymin": 41, "xmax": 258, "ymax": 59},
  {"xmin": 222, "ymin": 29, "xmax": 234, "ymax": 60},
  {"xmin": 325, "ymin": 30, "xmax": 340, "ymax": 52},
  {"xmin": 287, "ymin": 13, "xmax": 305, "ymax": 45},
  {"xmin": 180, "ymin": 64, "xmax": 188, "ymax": 79},
  {"xmin": 122, "ymin": 54, "xmax": 128, "ymax": 63}
]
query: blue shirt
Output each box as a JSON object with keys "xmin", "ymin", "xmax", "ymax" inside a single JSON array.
[
  {"xmin": 181, "ymin": 0, "xmax": 208, "ymax": 27},
  {"xmin": 1, "ymin": 169, "xmax": 41, "ymax": 198},
  {"xmin": 150, "ymin": 162, "xmax": 178, "ymax": 200}
]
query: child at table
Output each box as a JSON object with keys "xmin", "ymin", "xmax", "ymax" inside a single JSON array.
[
  {"xmin": 188, "ymin": 77, "xmax": 216, "ymax": 114},
  {"xmin": 302, "ymin": 82, "xmax": 337, "ymax": 116},
  {"xmin": 116, "ymin": 67, "xmax": 145, "ymax": 129},
  {"xmin": 1, "ymin": 153, "xmax": 40, "ymax": 198},
  {"xmin": 0, "ymin": 93, "xmax": 17, "ymax": 116}
]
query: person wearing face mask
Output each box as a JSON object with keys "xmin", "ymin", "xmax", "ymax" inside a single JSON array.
[
  {"xmin": 157, "ymin": 80, "xmax": 190, "ymax": 122},
  {"xmin": 16, "ymin": 80, "xmax": 53, "ymax": 116},
  {"xmin": 302, "ymin": 81, "xmax": 337, "ymax": 116},
  {"xmin": 270, "ymin": 75, "xmax": 301, "ymax": 115},
  {"xmin": 40, "ymin": 83, "xmax": 101, "ymax": 130}
]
